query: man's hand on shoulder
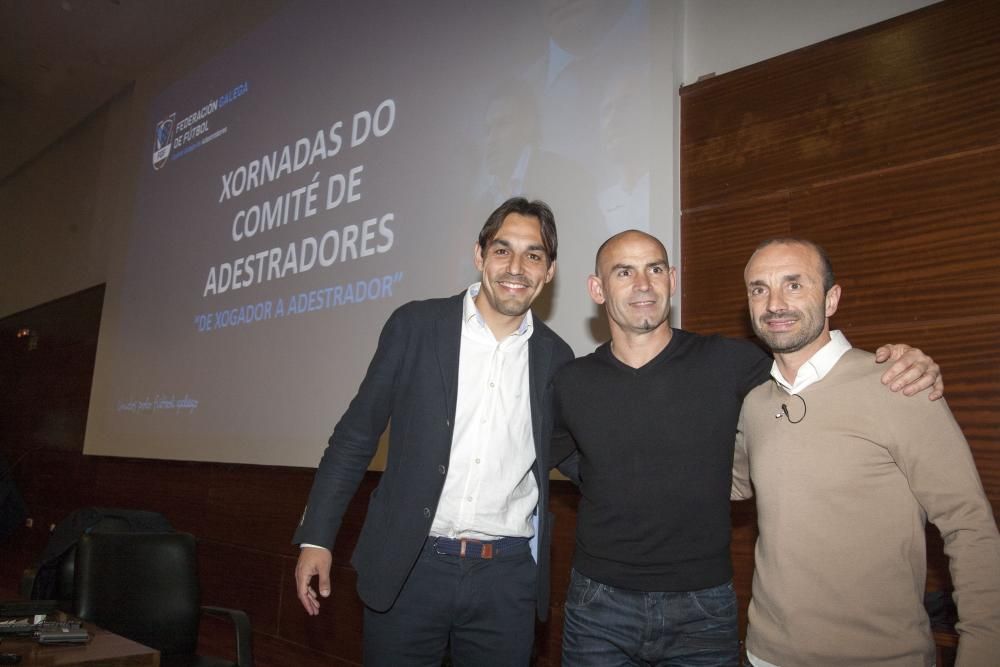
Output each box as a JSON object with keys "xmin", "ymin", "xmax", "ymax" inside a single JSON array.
[
  {"xmin": 874, "ymin": 343, "xmax": 943, "ymax": 400},
  {"xmin": 296, "ymin": 546, "xmax": 333, "ymax": 616}
]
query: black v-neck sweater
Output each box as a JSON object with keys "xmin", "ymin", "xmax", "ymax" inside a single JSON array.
[{"xmin": 554, "ymin": 329, "xmax": 770, "ymax": 591}]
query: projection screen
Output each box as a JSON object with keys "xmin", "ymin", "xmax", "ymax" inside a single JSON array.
[{"xmin": 85, "ymin": 0, "xmax": 672, "ymax": 466}]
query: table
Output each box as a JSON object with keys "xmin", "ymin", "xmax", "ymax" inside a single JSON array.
[{"xmin": 0, "ymin": 618, "xmax": 159, "ymax": 666}]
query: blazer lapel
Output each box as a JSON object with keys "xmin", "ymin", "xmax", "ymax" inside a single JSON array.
[
  {"xmin": 528, "ymin": 331, "xmax": 553, "ymax": 453},
  {"xmin": 435, "ymin": 295, "xmax": 463, "ymax": 421}
]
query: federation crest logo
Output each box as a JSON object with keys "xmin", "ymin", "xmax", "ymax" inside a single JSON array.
[{"xmin": 152, "ymin": 114, "xmax": 176, "ymax": 170}]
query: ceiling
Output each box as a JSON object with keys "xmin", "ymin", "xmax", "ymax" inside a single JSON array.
[{"xmin": 0, "ymin": 0, "xmax": 237, "ymax": 182}]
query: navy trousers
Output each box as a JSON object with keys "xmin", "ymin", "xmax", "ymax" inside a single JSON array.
[{"xmin": 363, "ymin": 538, "xmax": 537, "ymax": 666}]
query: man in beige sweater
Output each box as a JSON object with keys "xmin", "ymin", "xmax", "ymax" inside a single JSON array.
[{"xmin": 733, "ymin": 238, "xmax": 1000, "ymax": 666}]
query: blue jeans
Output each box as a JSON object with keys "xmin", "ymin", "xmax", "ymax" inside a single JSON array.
[{"xmin": 561, "ymin": 569, "xmax": 739, "ymax": 667}]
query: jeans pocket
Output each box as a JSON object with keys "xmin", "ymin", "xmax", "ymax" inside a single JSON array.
[
  {"xmin": 687, "ymin": 580, "xmax": 737, "ymax": 621},
  {"xmin": 566, "ymin": 569, "xmax": 604, "ymax": 609}
]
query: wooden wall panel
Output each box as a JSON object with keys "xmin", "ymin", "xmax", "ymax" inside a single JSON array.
[
  {"xmin": 681, "ymin": 0, "xmax": 1000, "ymax": 658},
  {"xmin": 682, "ymin": 0, "xmax": 1000, "ymax": 210},
  {"xmin": 276, "ymin": 561, "xmax": 365, "ymax": 663},
  {"xmin": 682, "ymin": 195, "xmax": 790, "ymax": 337},
  {"xmin": 199, "ymin": 464, "xmax": 312, "ymax": 556},
  {"xmin": 247, "ymin": 632, "xmax": 359, "ymax": 667},
  {"xmin": 683, "ymin": 149, "xmax": 1000, "ymax": 424},
  {"xmin": 197, "ymin": 539, "xmax": 286, "ymax": 635},
  {"xmin": 0, "ymin": 444, "xmax": 577, "ymax": 667},
  {"xmin": 787, "ymin": 151, "xmax": 1000, "ymax": 330}
]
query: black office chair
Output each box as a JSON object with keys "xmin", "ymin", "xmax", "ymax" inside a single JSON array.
[
  {"xmin": 73, "ymin": 531, "xmax": 253, "ymax": 667},
  {"xmin": 21, "ymin": 507, "xmax": 170, "ymax": 608}
]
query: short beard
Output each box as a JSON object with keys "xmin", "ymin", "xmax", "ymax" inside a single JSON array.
[
  {"xmin": 763, "ymin": 334, "xmax": 812, "ymax": 354},
  {"xmin": 753, "ymin": 316, "xmax": 823, "ymax": 354},
  {"xmin": 494, "ymin": 298, "xmax": 531, "ymax": 318}
]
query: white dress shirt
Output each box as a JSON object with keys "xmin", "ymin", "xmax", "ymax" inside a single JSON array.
[
  {"xmin": 300, "ymin": 284, "xmax": 538, "ymax": 553},
  {"xmin": 430, "ymin": 283, "xmax": 537, "ymax": 540}
]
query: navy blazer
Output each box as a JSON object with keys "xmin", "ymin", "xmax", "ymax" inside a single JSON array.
[{"xmin": 294, "ymin": 291, "xmax": 574, "ymax": 619}]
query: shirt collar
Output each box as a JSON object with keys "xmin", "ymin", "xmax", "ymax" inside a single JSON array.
[
  {"xmin": 464, "ymin": 283, "xmax": 533, "ymax": 337},
  {"xmin": 771, "ymin": 329, "xmax": 852, "ymax": 393}
]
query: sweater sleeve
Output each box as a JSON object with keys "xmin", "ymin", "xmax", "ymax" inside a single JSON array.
[
  {"xmin": 885, "ymin": 396, "xmax": 1000, "ymax": 666},
  {"xmin": 731, "ymin": 406, "xmax": 754, "ymax": 501},
  {"xmin": 724, "ymin": 336, "xmax": 772, "ymax": 399},
  {"xmin": 550, "ymin": 379, "xmax": 578, "ymax": 470}
]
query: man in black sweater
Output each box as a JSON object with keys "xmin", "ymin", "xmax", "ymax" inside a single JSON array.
[{"xmin": 552, "ymin": 230, "xmax": 942, "ymax": 666}]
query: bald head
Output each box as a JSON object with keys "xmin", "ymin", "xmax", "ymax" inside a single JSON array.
[
  {"xmin": 589, "ymin": 230, "xmax": 676, "ymax": 341},
  {"xmin": 595, "ymin": 230, "xmax": 669, "ymax": 277},
  {"xmin": 747, "ymin": 237, "xmax": 835, "ymax": 292}
]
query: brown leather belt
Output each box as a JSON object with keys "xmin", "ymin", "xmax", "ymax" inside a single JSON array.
[{"xmin": 431, "ymin": 536, "xmax": 529, "ymax": 559}]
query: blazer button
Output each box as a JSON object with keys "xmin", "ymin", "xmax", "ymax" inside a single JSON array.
[
  {"xmin": 445, "ymin": 419, "xmax": 451, "ymax": 427},
  {"xmin": 423, "ymin": 507, "xmax": 431, "ymax": 518},
  {"xmin": 438, "ymin": 465, "xmax": 446, "ymax": 475}
]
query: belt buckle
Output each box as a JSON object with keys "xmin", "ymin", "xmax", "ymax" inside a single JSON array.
[
  {"xmin": 459, "ymin": 538, "xmax": 494, "ymax": 559},
  {"xmin": 431, "ymin": 536, "xmax": 497, "ymax": 559},
  {"xmin": 458, "ymin": 538, "xmax": 493, "ymax": 560}
]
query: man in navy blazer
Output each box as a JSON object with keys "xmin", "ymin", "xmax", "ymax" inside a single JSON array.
[{"xmin": 294, "ymin": 197, "xmax": 575, "ymax": 666}]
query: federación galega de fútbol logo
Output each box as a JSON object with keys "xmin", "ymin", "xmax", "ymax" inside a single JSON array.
[{"xmin": 152, "ymin": 113, "xmax": 176, "ymax": 170}]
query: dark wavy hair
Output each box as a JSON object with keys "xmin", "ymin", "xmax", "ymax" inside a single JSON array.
[{"xmin": 477, "ymin": 197, "xmax": 558, "ymax": 264}]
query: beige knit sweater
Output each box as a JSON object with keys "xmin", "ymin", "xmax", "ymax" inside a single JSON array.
[{"xmin": 733, "ymin": 349, "xmax": 1000, "ymax": 666}]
